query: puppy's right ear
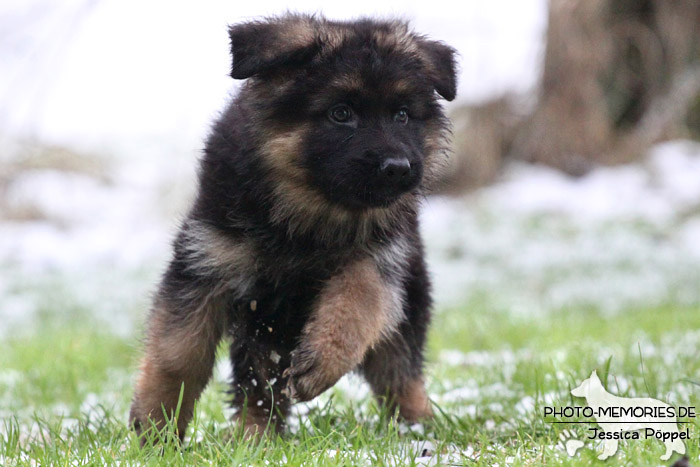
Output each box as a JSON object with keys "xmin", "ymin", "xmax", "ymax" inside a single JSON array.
[{"xmin": 229, "ymin": 15, "xmax": 321, "ymax": 79}]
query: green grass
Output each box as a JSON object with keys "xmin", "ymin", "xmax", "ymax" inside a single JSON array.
[{"xmin": 1, "ymin": 301, "xmax": 698, "ymax": 466}]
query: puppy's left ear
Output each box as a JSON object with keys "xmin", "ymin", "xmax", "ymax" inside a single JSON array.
[{"xmin": 416, "ymin": 40, "xmax": 458, "ymax": 101}]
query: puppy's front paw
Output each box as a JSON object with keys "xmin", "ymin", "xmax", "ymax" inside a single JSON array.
[{"xmin": 282, "ymin": 345, "xmax": 343, "ymax": 402}]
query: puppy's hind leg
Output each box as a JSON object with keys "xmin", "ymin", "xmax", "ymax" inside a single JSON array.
[
  {"xmin": 129, "ymin": 274, "xmax": 229, "ymax": 443},
  {"xmin": 361, "ymin": 251, "xmax": 433, "ymax": 421},
  {"xmin": 361, "ymin": 337, "xmax": 432, "ymax": 422}
]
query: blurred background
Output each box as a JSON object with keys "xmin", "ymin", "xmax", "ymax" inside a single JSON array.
[
  {"xmin": 1, "ymin": 2, "xmax": 700, "ymax": 463},
  {"xmin": 1, "ymin": 0, "xmax": 699, "ymax": 337}
]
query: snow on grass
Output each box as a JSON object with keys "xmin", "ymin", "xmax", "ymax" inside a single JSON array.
[
  {"xmin": 422, "ymin": 140, "xmax": 700, "ymax": 314},
  {"xmin": 1, "ymin": 303, "xmax": 698, "ymax": 464}
]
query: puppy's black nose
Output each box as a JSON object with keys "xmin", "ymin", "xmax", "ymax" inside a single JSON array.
[{"xmin": 379, "ymin": 158, "xmax": 411, "ymax": 182}]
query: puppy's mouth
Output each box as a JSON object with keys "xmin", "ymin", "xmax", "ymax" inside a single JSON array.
[
  {"xmin": 356, "ymin": 191, "xmax": 405, "ymax": 208},
  {"xmin": 334, "ymin": 172, "xmax": 421, "ymax": 210}
]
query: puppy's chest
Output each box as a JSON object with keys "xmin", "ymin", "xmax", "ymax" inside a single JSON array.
[
  {"xmin": 223, "ymin": 238, "xmax": 342, "ymax": 306},
  {"xmin": 224, "ymin": 262, "xmax": 325, "ymax": 348}
]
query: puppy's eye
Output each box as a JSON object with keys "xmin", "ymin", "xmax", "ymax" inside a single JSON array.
[
  {"xmin": 394, "ymin": 108, "xmax": 409, "ymax": 124},
  {"xmin": 329, "ymin": 104, "xmax": 353, "ymax": 123}
]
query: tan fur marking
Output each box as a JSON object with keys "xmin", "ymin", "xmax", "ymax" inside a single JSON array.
[
  {"xmin": 308, "ymin": 257, "xmax": 397, "ymax": 359},
  {"xmin": 396, "ymin": 378, "xmax": 433, "ymax": 421},
  {"xmin": 313, "ymin": 19, "xmax": 416, "ymax": 57},
  {"xmin": 130, "ymin": 294, "xmax": 227, "ymax": 441},
  {"xmin": 331, "ymin": 73, "xmax": 364, "ymax": 92},
  {"xmin": 270, "ymin": 175, "xmax": 416, "ymax": 244},
  {"xmin": 182, "ymin": 221, "xmax": 256, "ymax": 274},
  {"xmin": 373, "ymin": 23, "xmax": 418, "ymax": 55},
  {"xmin": 317, "ymin": 23, "xmax": 350, "ymax": 52},
  {"xmin": 250, "ymin": 15, "xmax": 319, "ymax": 64},
  {"xmin": 275, "ymin": 20, "xmax": 316, "ymax": 57},
  {"xmin": 420, "ymin": 121, "xmax": 451, "ymax": 193},
  {"xmin": 391, "ymin": 79, "xmax": 414, "ymax": 94},
  {"xmin": 285, "ymin": 258, "xmax": 404, "ymax": 400},
  {"xmin": 260, "ymin": 127, "xmax": 307, "ymax": 180}
]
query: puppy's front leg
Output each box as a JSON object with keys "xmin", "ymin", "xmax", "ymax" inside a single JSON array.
[{"xmin": 284, "ymin": 258, "xmax": 401, "ymax": 401}]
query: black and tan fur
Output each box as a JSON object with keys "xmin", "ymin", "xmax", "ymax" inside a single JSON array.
[{"xmin": 129, "ymin": 13, "xmax": 457, "ymax": 441}]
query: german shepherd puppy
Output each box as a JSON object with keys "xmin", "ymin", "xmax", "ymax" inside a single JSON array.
[{"xmin": 129, "ymin": 13, "xmax": 457, "ymax": 440}]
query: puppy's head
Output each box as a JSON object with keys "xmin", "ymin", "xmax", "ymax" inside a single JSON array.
[{"xmin": 229, "ymin": 14, "xmax": 457, "ymax": 211}]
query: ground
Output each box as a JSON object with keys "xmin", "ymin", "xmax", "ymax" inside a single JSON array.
[
  {"xmin": 1, "ymin": 140, "xmax": 699, "ymax": 465},
  {"xmin": 1, "ymin": 294, "xmax": 698, "ymax": 465}
]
